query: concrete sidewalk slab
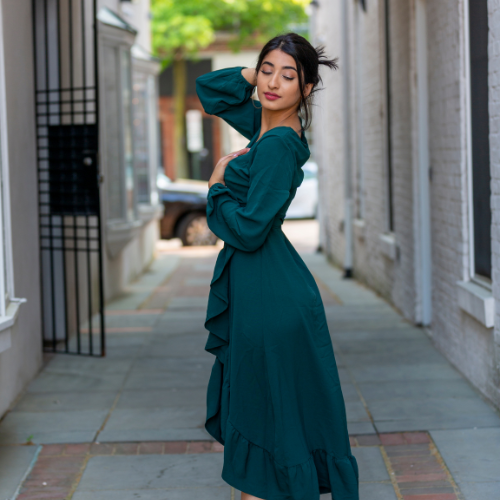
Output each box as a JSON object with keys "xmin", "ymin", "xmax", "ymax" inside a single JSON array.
[
  {"xmin": 73, "ymin": 487, "xmax": 233, "ymax": 500},
  {"xmin": 0, "ymin": 445, "xmax": 39, "ymax": 499},
  {"xmin": 358, "ymin": 379, "xmax": 481, "ymax": 400},
  {"xmin": 14, "ymin": 390, "xmax": 118, "ymax": 412},
  {"xmin": 0, "ymin": 410, "xmax": 107, "ymax": 444},
  {"xmin": 26, "ymin": 370, "xmax": 127, "ymax": 393},
  {"xmin": 352, "ymin": 447, "xmax": 390, "ymax": 482},
  {"xmin": 431, "ymin": 428, "xmax": 500, "ymax": 497},
  {"xmin": 347, "ymin": 363, "xmax": 465, "ymax": 383},
  {"xmin": 168, "ymin": 297, "xmax": 209, "ymax": 309},
  {"xmin": 106, "ymin": 255, "xmax": 180, "ymax": 311},
  {"xmin": 97, "ymin": 407, "xmax": 209, "ymax": 442},
  {"xmin": 123, "ymin": 368, "xmax": 210, "ymax": 390},
  {"xmin": 116, "ymin": 388, "xmax": 207, "ymax": 409},
  {"xmin": 76, "ymin": 454, "xmax": 227, "ymax": 491}
]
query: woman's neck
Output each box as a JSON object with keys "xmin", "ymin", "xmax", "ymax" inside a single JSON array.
[{"xmin": 258, "ymin": 106, "xmax": 301, "ymax": 140}]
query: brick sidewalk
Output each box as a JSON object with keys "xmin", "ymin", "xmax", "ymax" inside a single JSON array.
[{"xmin": 14, "ymin": 432, "xmax": 462, "ymax": 500}]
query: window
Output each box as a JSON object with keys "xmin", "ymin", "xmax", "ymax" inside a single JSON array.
[
  {"xmin": 132, "ymin": 70, "xmax": 158, "ymax": 205},
  {"xmin": 0, "ymin": 0, "xmax": 21, "ymax": 336},
  {"xmin": 383, "ymin": 0, "xmax": 394, "ymax": 231},
  {"xmin": 102, "ymin": 43, "xmax": 136, "ymax": 222},
  {"xmin": 468, "ymin": 0, "xmax": 491, "ymax": 280},
  {"xmin": 121, "ymin": 48, "xmax": 135, "ymax": 222},
  {"xmin": 355, "ymin": 0, "xmax": 366, "ymax": 220}
]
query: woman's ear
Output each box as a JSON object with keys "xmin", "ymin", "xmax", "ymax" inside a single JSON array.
[{"xmin": 304, "ymin": 83, "xmax": 313, "ymax": 99}]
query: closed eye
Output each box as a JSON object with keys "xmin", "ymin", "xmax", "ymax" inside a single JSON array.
[{"xmin": 261, "ymin": 70, "xmax": 294, "ymax": 81}]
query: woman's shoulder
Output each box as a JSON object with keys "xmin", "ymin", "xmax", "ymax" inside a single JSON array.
[
  {"xmin": 254, "ymin": 127, "xmax": 300, "ymax": 149},
  {"xmin": 253, "ymin": 127, "xmax": 309, "ymax": 165}
]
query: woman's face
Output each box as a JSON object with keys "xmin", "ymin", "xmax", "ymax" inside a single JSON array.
[{"xmin": 256, "ymin": 49, "xmax": 311, "ymax": 112}]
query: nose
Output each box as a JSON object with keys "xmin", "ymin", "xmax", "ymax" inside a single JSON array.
[{"xmin": 268, "ymin": 72, "xmax": 280, "ymax": 90}]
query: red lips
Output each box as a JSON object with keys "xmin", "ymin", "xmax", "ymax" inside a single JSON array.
[{"xmin": 264, "ymin": 92, "xmax": 281, "ymax": 101}]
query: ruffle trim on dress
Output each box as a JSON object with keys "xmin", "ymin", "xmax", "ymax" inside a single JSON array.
[
  {"xmin": 222, "ymin": 419, "xmax": 359, "ymax": 500},
  {"xmin": 204, "ymin": 244, "xmax": 235, "ymax": 363},
  {"xmin": 204, "ymin": 239, "xmax": 236, "ymax": 444}
]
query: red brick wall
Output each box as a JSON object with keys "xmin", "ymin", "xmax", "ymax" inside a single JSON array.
[{"xmin": 159, "ymin": 96, "xmax": 221, "ymax": 181}]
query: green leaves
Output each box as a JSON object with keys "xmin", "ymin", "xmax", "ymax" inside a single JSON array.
[{"xmin": 151, "ymin": 0, "xmax": 309, "ymax": 65}]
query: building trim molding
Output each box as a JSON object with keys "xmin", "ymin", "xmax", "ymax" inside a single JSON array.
[{"xmin": 457, "ymin": 280, "xmax": 495, "ymax": 328}]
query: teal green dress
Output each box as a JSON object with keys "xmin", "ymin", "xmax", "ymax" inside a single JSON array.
[{"xmin": 196, "ymin": 67, "xmax": 359, "ymax": 500}]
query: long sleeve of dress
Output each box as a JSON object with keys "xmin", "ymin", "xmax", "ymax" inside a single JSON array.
[
  {"xmin": 206, "ymin": 136, "xmax": 294, "ymax": 252},
  {"xmin": 196, "ymin": 66, "xmax": 261, "ymax": 140}
]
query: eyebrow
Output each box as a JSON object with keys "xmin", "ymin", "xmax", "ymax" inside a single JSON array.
[{"xmin": 262, "ymin": 61, "xmax": 297, "ymax": 72}]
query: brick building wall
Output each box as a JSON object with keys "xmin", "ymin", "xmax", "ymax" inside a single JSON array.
[
  {"xmin": 314, "ymin": 0, "xmax": 416, "ymax": 309},
  {"xmin": 349, "ymin": 0, "xmax": 396, "ymax": 302},
  {"xmin": 313, "ymin": 0, "xmax": 500, "ymax": 408},
  {"xmin": 426, "ymin": 0, "xmax": 499, "ymax": 406},
  {"xmin": 426, "ymin": 0, "xmax": 470, "ymax": 366},
  {"xmin": 312, "ymin": 0, "xmax": 345, "ymax": 264},
  {"xmin": 387, "ymin": 0, "xmax": 416, "ymax": 320},
  {"xmin": 487, "ymin": 0, "xmax": 500, "ymax": 402},
  {"xmin": 158, "ymin": 95, "xmax": 221, "ymax": 181}
]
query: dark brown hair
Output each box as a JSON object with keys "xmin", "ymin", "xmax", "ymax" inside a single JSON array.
[{"xmin": 255, "ymin": 32, "xmax": 338, "ymax": 130}]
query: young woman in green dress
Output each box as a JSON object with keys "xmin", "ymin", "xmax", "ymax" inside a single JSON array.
[{"xmin": 196, "ymin": 33, "xmax": 359, "ymax": 500}]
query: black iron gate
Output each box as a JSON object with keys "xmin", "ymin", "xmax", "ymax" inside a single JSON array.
[{"xmin": 33, "ymin": 0, "xmax": 105, "ymax": 356}]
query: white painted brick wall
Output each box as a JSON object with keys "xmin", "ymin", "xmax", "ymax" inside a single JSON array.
[
  {"xmin": 350, "ymin": 0, "xmax": 395, "ymax": 300},
  {"xmin": 313, "ymin": 0, "xmax": 500, "ymax": 408},
  {"xmin": 313, "ymin": 0, "xmax": 416, "ymax": 311},
  {"xmin": 426, "ymin": 0, "xmax": 500, "ymax": 407},
  {"xmin": 488, "ymin": 0, "xmax": 500, "ymax": 403},
  {"xmin": 312, "ymin": 0, "xmax": 345, "ymax": 267}
]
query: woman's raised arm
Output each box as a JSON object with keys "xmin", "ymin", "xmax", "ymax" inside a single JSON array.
[{"xmin": 196, "ymin": 67, "xmax": 262, "ymax": 140}]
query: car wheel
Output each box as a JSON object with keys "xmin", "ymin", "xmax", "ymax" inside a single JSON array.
[{"xmin": 177, "ymin": 212, "xmax": 218, "ymax": 246}]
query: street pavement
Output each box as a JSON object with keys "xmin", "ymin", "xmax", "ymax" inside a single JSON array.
[{"xmin": 0, "ymin": 219, "xmax": 499, "ymax": 500}]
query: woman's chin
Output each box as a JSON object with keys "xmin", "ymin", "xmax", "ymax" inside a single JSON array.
[{"xmin": 259, "ymin": 100, "xmax": 288, "ymax": 111}]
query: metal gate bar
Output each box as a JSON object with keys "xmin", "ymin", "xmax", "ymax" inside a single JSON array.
[{"xmin": 33, "ymin": 0, "xmax": 105, "ymax": 356}]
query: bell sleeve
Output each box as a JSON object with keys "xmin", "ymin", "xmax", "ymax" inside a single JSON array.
[
  {"xmin": 196, "ymin": 66, "xmax": 262, "ymax": 140},
  {"xmin": 206, "ymin": 136, "xmax": 294, "ymax": 252}
]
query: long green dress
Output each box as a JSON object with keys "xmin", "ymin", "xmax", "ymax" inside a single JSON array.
[{"xmin": 196, "ymin": 67, "xmax": 359, "ymax": 500}]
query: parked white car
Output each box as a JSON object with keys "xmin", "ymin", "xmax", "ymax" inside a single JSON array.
[
  {"xmin": 158, "ymin": 159, "xmax": 318, "ymax": 246},
  {"xmin": 285, "ymin": 160, "xmax": 318, "ymax": 219}
]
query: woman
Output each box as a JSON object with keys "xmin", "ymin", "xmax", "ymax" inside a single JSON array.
[{"xmin": 196, "ymin": 33, "xmax": 359, "ymax": 500}]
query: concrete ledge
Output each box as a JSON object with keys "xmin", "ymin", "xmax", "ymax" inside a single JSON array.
[
  {"xmin": 0, "ymin": 301, "xmax": 23, "ymax": 353},
  {"xmin": 138, "ymin": 203, "xmax": 164, "ymax": 224},
  {"xmin": 379, "ymin": 233, "xmax": 397, "ymax": 261},
  {"xmin": 457, "ymin": 280, "xmax": 495, "ymax": 328},
  {"xmin": 106, "ymin": 220, "xmax": 143, "ymax": 258}
]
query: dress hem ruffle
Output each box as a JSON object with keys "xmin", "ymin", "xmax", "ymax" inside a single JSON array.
[{"xmin": 221, "ymin": 419, "xmax": 359, "ymax": 500}]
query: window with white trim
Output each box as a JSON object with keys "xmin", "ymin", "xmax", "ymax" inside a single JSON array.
[
  {"xmin": 132, "ymin": 71, "xmax": 158, "ymax": 205},
  {"xmin": 102, "ymin": 43, "xmax": 137, "ymax": 223},
  {"xmin": 0, "ymin": 0, "xmax": 22, "ymax": 331},
  {"xmin": 383, "ymin": 0, "xmax": 394, "ymax": 233},
  {"xmin": 467, "ymin": 0, "xmax": 491, "ymax": 281}
]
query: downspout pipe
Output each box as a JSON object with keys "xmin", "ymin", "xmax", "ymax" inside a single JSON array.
[{"xmin": 341, "ymin": 0, "xmax": 354, "ymax": 278}]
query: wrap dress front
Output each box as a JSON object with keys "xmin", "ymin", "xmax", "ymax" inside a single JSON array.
[{"xmin": 196, "ymin": 66, "xmax": 359, "ymax": 500}]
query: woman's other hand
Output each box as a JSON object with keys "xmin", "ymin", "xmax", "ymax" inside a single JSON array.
[{"xmin": 208, "ymin": 148, "xmax": 250, "ymax": 188}]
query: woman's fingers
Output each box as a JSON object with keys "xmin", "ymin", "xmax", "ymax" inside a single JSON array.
[{"xmin": 231, "ymin": 147, "xmax": 250, "ymax": 157}]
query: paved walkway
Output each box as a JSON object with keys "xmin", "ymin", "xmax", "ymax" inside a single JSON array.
[{"xmin": 0, "ymin": 220, "xmax": 499, "ymax": 500}]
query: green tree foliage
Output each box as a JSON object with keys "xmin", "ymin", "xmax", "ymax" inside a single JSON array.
[{"xmin": 151, "ymin": 0, "xmax": 309, "ymax": 64}]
